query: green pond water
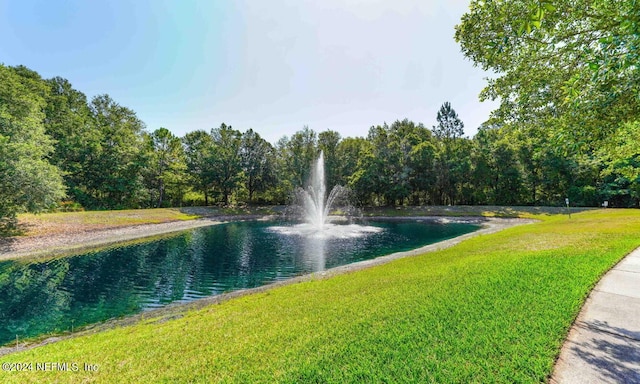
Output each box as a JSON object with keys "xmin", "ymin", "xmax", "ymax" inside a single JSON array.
[{"xmin": 0, "ymin": 220, "xmax": 479, "ymax": 345}]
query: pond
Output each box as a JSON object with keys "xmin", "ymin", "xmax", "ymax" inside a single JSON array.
[{"xmin": 0, "ymin": 220, "xmax": 479, "ymax": 345}]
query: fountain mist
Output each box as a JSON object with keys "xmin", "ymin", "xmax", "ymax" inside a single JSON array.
[
  {"xmin": 270, "ymin": 151, "xmax": 382, "ymax": 239},
  {"xmin": 298, "ymin": 151, "xmax": 346, "ymax": 229}
]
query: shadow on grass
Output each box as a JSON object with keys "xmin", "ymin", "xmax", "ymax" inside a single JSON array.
[
  {"xmin": 481, "ymin": 206, "xmax": 565, "ymax": 217},
  {"xmin": 571, "ymin": 320, "xmax": 640, "ymax": 383},
  {"xmin": 0, "ymin": 237, "xmax": 18, "ymax": 255},
  {"xmin": 0, "ymin": 228, "xmax": 20, "ymax": 254},
  {"xmin": 177, "ymin": 206, "xmax": 285, "ymax": 218},
  {"xmin": 0, "ymin": 219, "xmax": 38, "ymax": 254}
]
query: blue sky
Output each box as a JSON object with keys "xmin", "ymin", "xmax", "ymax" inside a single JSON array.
[{"xmin": 0, "ymin": 0, "xmax": 497, "ymax": 144}]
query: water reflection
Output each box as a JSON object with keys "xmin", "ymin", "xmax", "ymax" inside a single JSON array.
[
  {"xmin": 304, "ymin": 235, "xmax": 326, "ymax": 272},
  {"xmin": 0, "ymin": 220, "xmax": 478, "ymax": 345}
]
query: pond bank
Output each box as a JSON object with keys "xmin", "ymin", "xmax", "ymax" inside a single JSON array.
[
  {"xmin": 0, "ymin": 216, "xmax": 269, "ymax": 261},
  {"xmin": 0, "ymin": 216, "xmax": 533, "ymax": 356},
  {"xmin": 0, "ymin": 215, "xmax": 530, "ymax": 262}
]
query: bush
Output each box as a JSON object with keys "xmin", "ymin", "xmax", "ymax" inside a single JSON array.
[{"xmin": 52, "ymin": 201, "xmax": 85, "ymax": 212}]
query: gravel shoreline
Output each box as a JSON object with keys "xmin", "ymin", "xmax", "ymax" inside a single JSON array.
[{"xmin": 0, "ymin": 218, "xmax": 229, "ymax": 261}]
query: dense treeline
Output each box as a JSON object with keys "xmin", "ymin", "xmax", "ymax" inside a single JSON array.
[
  {"xmin": 455, "ymin": 0, "xmax": 640, "ymax": 208},
  {"xmin": 0, "ymin": 56, "xmax": 638, "ymax": 229}
]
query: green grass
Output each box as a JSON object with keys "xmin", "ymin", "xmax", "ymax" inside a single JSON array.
[
  {"xmin": 2, "ymin": 209, "xmax": 639, "ymax": 383},
  {"xmin": 176, "ymin": 205, "xmax": 281, "ymax": 216},
  {"xmin": 22, "ymin": 208, "xmax": 200, "ymax": 225},
  {"xmin": 362, "ymin": 204, "xmax": 593, "ymax": 218}
]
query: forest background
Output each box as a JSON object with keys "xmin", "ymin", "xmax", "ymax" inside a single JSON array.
[{"xmin": 1, "ymin": 0, "xmax": 639, "ymax": 231}]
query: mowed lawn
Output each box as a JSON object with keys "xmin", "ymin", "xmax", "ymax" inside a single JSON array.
[{"xmin": 2, "ymin": 209, "xmax": 639, "ymax": 383}]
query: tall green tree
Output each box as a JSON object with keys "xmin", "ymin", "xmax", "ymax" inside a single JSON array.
[
  {"xmin": 354, "ymin": 119, "xmax": 431, "ymax": 206},
  {"xmin": 282, "ymin": 126, "xmax": 318, "ymax": 189},
  {"xmin": 87, "ymin": 94, "xmax": 147, "ymax": 209},
  {"xmin": 43, "ymin": 76, "xmax": 100, "ymax": 206},
  {"xmin": 455, "ymin": 0, "xmax": 640, "ymax": 146},
  {"xmin": 145, "ymin": 128, "xmax": 187, "ymax": 207},
  {"xmin": 240, "ymin": 129, "xmax": 276, "ymax": 203},
  {"xmin": 210, "ymin": 123, "xmax": 242, "ymax": 205},
  {"xmin": 348, "ymin": 140, "xmax": 377, "ymax": 205},
  {"xmin": 433, "ymin": 102, "xmax": 465, "ymax": 141},
  {"xmin": 270, "ymin": 136, "xmax": 295, "ymax": 204},
  {"xmin": 408, "ymin": 140, "xmax": 437, "ymax": 204},
  {"xmin": 183, "ymin": 130, "xmax": 215, "ymax": 205},
  {"xmin": 364, "ymin": 123, "xmax": 397, "ymax": 205},
  {"xmin": 335, "ymin": 137, "xmax": 369, "ymax": 187},
  {"xmin": 318, "ymin": 130, "xmax": 342, "ymax": 190},
  {"xmin": 599, "ymin": 121, "xmax": 640, "ymax": 183},
  {"xmin": 432, "ymin": 102, "xmax": 467, "ymax": 205},
  {"xmin": 456, "ymin": 1, "xmax": 640, "ymax": 207},
  {"xmin": 387, "ymin": 119, "xmax": 432, "ymax": 205},
  {"xmin": 0, "ymin": 65, "xmax": 65, "ymax": 230}
]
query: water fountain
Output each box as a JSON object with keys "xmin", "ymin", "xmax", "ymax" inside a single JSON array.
[
  {"xmin": 270, "ymin": 151, "xmax": 382, "ymax": 239},
  {"xmin": 297, "ymin": 151, "xmax": 346, "ymax": 229}
]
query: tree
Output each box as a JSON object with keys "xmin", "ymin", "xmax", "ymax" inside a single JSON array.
[
  {"xmin": 335, "ymin": 137, "xmax": 369, "ymax": 187},
  {"xmin": 471, "ymin": 127, "xmax": 524, "ymax": 205},
  {"xmin": 432, "ymin": 102, "xmax": 467, "ymax": 205},
  {"xmin": 283, "ymin": 126, "xmax": 318, "ymax": 189},
  {"xmin": 491, "ymin": 139, "xmax": 524, "ymax": 205},
  {"xmin": 87, "ymin": 94, "xmax": 147, "ymax": 209},
  {"xmin": 387, "ymin": 119, "xmax": 432, "ymax": 205},
  {"xmin": 356, "ymin": 119, "xmax": 432, "ymax": 206},
  {"xmin": 433, "ymin": 102, "xmax": 464, "ymax": 141},
  {"xmin": 240, "ymin": 129, "xmax": 276, "ymax": 203},
  {"xmin": 456, "ymin": 0, "xmax": 640, "ymax": 204},
  {"xmin": 0, "ymin": 65, "xmax": 65, "ymax": 230},
  {"xmin": 270, "ymin": 136, "xmax": 295, "ymax": 204},
  {"xmin": 318, "ymin": 130, "xmax": 342, "ymax": 190},
  {"xmin": 43, "ymin": 76, "xmax": 100, "ymax": 206},
  {"xmin": 183, "ymin": 130, "xmax": 215, "ymax": 205},
  {"xmin": 210, "ymin": 123, "xmax": 242, "ymax": 205},
  {"xmin": 408, "ymin": 140, "xmax": 437, "ymax": 204},
  {"xmin": 364, "ymin": 123, "xmax": 397, "ymax": 205},
  {"xmin": 348, "ymin": 140, "xmax": 377, "ymax": 205},
  {"xmin": 599, "ymin": 121, "xmax": 640, "ymax": 182},
  {"xmin": 146, "ymin": 128, "xmax": 187, "ymax": 207},
  {"xmin": 455, "ymin": 0, "xmax": 640, "ymax": 146}
]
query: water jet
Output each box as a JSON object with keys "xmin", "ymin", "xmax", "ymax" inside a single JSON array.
[{"xmin": 271, "ymin": 151, "xmax": 381, "ymax": 239}]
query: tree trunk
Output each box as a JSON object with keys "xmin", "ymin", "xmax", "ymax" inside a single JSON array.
[{"xmin": 157, "ymin": 180, "xmax": 164, "ymax": 208}]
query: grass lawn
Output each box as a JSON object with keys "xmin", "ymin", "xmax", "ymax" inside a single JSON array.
[
  {"xmin": 1, "ymin": 209, "xmax": 639, "ymax": 383},
  {"xmin": 362, "ymin": 204, "xmax": 593, "ymax": 218}
]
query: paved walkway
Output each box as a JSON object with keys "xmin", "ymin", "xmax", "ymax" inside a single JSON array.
[{"xmin": 551, "ymin": 247, "xmax": 640, "ymax": 383}]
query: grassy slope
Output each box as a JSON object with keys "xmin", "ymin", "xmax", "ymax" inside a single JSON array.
[{"xmin": 2, "ymin": 209, "xmax": 639, "ymax": 383}]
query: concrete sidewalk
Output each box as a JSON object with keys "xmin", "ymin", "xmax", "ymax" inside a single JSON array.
[{"xmin": 551, "ymin": 247, "xmax": 640, "ymax": 383}]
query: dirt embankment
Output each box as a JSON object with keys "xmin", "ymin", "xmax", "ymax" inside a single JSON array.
[{"xmin": 0, "ymin": 216, "xmax": 278, "ymax": 261}]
